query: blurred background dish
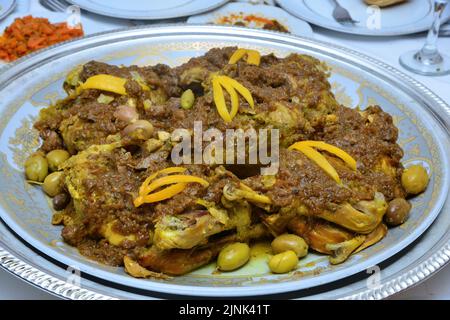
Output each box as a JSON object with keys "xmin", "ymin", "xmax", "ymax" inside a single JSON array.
[
  {"xmin": 0, "ymin": 0, "xmax": 16, "ymax": 20},
  {"xmin": 0, "ymin": 14, "xmax": 83, "ymax": 62},
  {"xmin": 66, "ymin": 0, "xmax": 229, "ymax": 20},
  {"xmin": 187, "ymin": 2, "xmax": 313, "ymax": 37},
  {"xmin": 276, "ymin": 0, "xmax": 450, "ymax": 36},
  {"xmin": 0, "ymin": 10, "xmax": 132, "ymax": 65},
  {"xmin": 0, "ymin": 10, "xmax": 132, "ymax": 34}
]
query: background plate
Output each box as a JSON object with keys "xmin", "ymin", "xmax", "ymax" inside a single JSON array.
[
  {"xmin": 276, "ymin": 0, "xmax": 438, "ymax": 36},
  {"xmin": 0, "ymin": 26, "xmax": 449, "ymax": 297},
  {"xmin": 187, "ymin": 3, "xmax": 313, "ymax": 37},
  {"xmin": 0, "ymin": 0, "xmax": 15, "ymax": 21},
  {"xmin": 0, "ymin": 11, "xmax": 133, "ymax": 67},
  {"xmin": 66, "ymin": 0, "xmax": 229, "ymax": 20}
]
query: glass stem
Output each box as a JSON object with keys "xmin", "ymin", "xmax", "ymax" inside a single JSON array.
[{"xmin": 418, "ymin": 0, "xmax": 448, "ymax": 64}]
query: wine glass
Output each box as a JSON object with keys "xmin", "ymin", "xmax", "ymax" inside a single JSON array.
[{"xmin": 399, "ymin": 0, "xmax": 450, "ymax": 76}]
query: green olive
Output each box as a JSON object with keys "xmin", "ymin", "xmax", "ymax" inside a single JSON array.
[
  {"xmin": 401, "ymin": 165, "xmax": 429, "ymax": 195},
  {"xmin": 268, "ymin": 250, "xmax": 299, "ymax": 274},
  {"xmin": 24, "ymin": 155, "xmax": 48, "ymax": 182},
  {"xmin": 46, "ymin": 149, "xmax": 70, "ymax": 171},
  {"xmin": 180, "ymin": 89, "xmax": 195, "ymax": 109},
  {"xmin": 43, "ymin": 172, "xmax": 65, "ymax": 197},
  {"xmin": 271, "ymin": 234, "xmax": 308, "ymax": 258},
  {"xmin": 217, "ymin": 242, "xmax": 250, "ymax": 271},
  {"xmin": 385, "ymin": 198, "xmax": 412, "ymax": 226}
]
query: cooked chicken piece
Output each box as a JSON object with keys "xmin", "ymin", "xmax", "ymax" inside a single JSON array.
[
  {"xmin": 60, "ymin": 142, "xmax": 153, "ymax": 248},
  {"xmin": 123, "ymin": 256, "xmax": 169, "ymax": 279},
  {"xmin": 140, "ymin": 224, "xmax": 268, "ymax": 275},
  {"xmin": 243, "ymin": 148, "xmax": 389, "ymax": 234},
  {"xmin": 288, "ymin": 216, "xmax": 388, "ymax": 264},
  {"xmin": 288, "ymin": 216, "xmax": 354, "ymax": 254},
  {"xmin": 154, "ymin": 191, "xmax": 258, "ymax": 250},
  {"xmin": 138, "ymin": 245, "xmax": 219, "ymax": 276},
  {"xmin": 254, "ymin": 102, "xmax": 313, "ymax": 147},
  {"xmin": 354, "ymin": 223, "xmax": 388, "ymax": 253},
  {"xmin": 154, "ymin": 210, "xmax": 228, "ymax": 250},
  {"xmin": 307, "ymin": 192, "xmax": 388, "ymax": 234},
  {"xmin": 326, "ymin": 236, "xmax": 366, "ymax": 264},
  {"xmin": 259, "ymin": 211, "xmax": 297, "ymax": 236},
  {"xmin": 61, "ymin": 143, "xmax": 121, "ymax": 214}
]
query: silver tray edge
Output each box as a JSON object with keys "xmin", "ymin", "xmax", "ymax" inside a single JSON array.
[{"xmin": 0, "ymin": 25, "xmax": 449, "ymax": 300}]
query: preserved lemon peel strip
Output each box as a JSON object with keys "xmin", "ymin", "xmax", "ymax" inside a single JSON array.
[
  {"xmin": 289, "ymin": 144, "xmax": 341, "ymax": 184},
  {"xmin": 79, "ymin": 74, "xmax": 127, "ymax": 95},
  {"xmin": 78, "ymin": 74, "xmax": 150, "ymax": 95},
  {"xmin": 139, "ymin": 167, "xmax": 187, "ymax": 194},
  {"xmin": 135, "ymin": 167, "xmax": 209, "ymax": 207},
  {"xmin": 246, "ymin": 50, "xmax": 261, "ymax": 66},
  {"xmin": 218, "ymin": 76, "xmax": 254, "ymax": 109},
  {"xmin": 212, "ymin": 76, "xmax": 232, "ymax": 122},
  {"xmin": 229, "ymin": 49, "xmax": 261, "ymax": 66},
  {"xmin": 134, "ymin": 183, "xmax": 187, "ymax": 207},
  {"xmin": 145, "ymin": 175, "xmax": 210, "ymax": 194},
  {"xmin": 218, "ymin": 78, "xmax": 239, "ymax": 118},
  {"xmin": 290, "ymin": 141, "xmax": 357, "ymax": 171},
  {"xmin": 229, "ymin": 48, "xmax": 247, "ymax": 64},
  {"xmin": 212, "ymin": 75, "xmax": 255, "ymax": 122}
]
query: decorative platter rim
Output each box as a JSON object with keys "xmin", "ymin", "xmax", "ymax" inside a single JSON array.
[{"xmin": 0, "ymin": 25, "xmax": 449, "ymax": 299}]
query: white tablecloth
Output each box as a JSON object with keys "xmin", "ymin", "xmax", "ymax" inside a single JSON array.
[{"xmin": 0, "ymin": 0, "xmax": 449, "ymax": 300}]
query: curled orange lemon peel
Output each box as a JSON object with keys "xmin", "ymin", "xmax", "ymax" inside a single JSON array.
[
  {"xmin": 212, "ymin": 75, "xmax": 254, "ymax": 122},
  {"xmin": 134, "ymin": 167, "xmax": 209, "ymax": 207},
  {"xmin": 77, "ymin": 74, "xmax": 150, "ymax": 96},
  {"xmin": 229, "ymin": 48, "xmax": 261, "ymax": 66},
  {"xmin": 289, "ymin": 141, "xmax": 357, "ymax": 184}
]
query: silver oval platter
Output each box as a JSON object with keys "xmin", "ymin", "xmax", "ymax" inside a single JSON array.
[{"xmin": 0, "ymin": 26, "xmax": 449, "ymax": 299}]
